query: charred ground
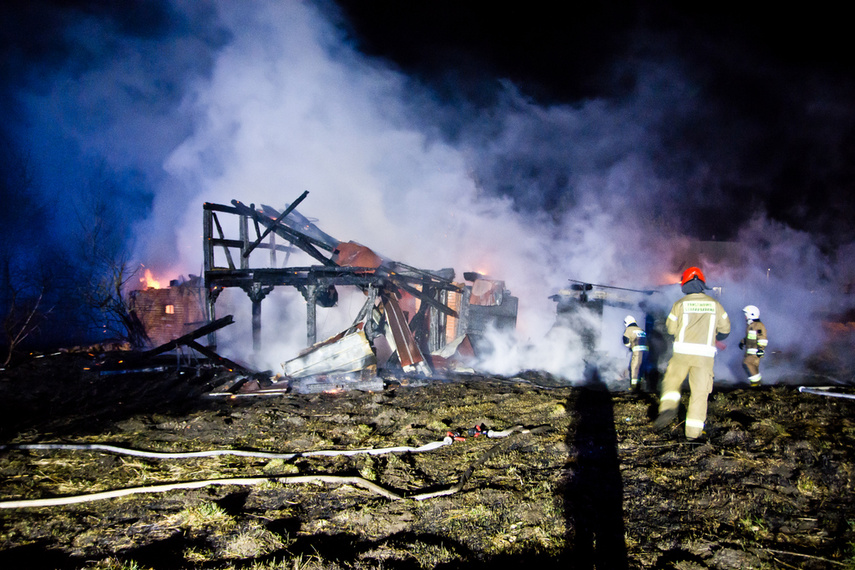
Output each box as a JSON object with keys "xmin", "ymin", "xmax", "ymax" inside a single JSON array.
[{"xmin": 0, "ymin": 352, "xmax": 854, "ymax": 569}]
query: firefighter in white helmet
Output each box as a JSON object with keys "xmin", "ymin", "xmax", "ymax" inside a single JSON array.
[
  {"xmin": 739, "ymin": 305, "xmax": 768, "ymax": 387},
  {"xmin": 654, "ymin": 267, "xmax": 730, "ymax": 440},
  {"xmin": 623, "ymin": 315, "xmax": 648, "ymax": 391}
]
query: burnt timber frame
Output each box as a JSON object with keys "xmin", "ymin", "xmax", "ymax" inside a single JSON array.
[{"xmin": 202, "ymin": 197, "xmax": 460, "ymax": 353}]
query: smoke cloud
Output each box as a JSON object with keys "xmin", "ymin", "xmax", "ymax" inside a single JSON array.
[{"xmin": 4, "ymin": 1, "xmax": 853, "ymax": 383}]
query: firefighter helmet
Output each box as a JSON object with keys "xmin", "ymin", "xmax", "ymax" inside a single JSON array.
[
  {"xmin": 743, "ymin": 305, "xmax": 760, "ymax": 320},
  {"xmin": 681, "ymin": 266, "xmax": 706, "ymax": 285},
  {"xmin": 624, "ymin": 315, "xmax": 637, "ymax": 327}
]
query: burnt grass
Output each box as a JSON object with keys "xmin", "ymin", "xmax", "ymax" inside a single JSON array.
[{"xmin": 0, "ymin": 353, "xmax": 854, "ymax": 569}]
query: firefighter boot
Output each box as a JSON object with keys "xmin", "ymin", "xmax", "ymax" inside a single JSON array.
[{"xmin": 653, "ymin": 408, "xmax": 677, "ymax": 432}]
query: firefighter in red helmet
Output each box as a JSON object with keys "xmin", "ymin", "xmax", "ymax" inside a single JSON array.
[{"xmin": 654, "ymin": 266, "xmax": 730, "ymax": 440}]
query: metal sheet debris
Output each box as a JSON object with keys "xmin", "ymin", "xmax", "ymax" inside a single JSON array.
[{"xmin": 283, "ymin": 328, "xmax": 376, "ymax": 379}]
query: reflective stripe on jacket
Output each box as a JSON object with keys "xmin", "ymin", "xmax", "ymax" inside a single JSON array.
[
  {"xmin": 623, "ymin": 324, "xmax": 648, "ymax": 352},
  {"xmin": 667, "ymin": 293, "xmax": 730, "ymax": 358},
  {"xmin": 743, "ymin": 320, "xmax": 768, "ymax": 354}
]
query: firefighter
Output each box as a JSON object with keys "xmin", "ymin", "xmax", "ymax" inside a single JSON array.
[
  {"xmin": 739, "ymin": 305, "xmax": 768, "ymax": 387},
  {"xmin": 654, "ymin": 267, "xmax": 730, "ymax": 440},
  {"xmin": 623, "ymin": 315, "xmax": 648, "ymax": 391}
]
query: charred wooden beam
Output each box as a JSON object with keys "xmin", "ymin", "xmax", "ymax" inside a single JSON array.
[
  {"xmin": 259, "ymin": 203, "xmax": 339, "ymax": 251},
  {"xmin": 303, "ymin": 284, "xmax": 318, "ymax": 345},
  {"xmin": 204, "ymin": 203, "xmax": 240, "ymax": 215},
  {"xmin": 205, "ymin": 267, "xmax": 382, "ymax": 290},
  {"xmin": 386, "ymin": 277, "xmax": 459, "ymax": 319},
  {"xmin": 208, "ymin": 238, "xmax": 245, "ymax": 250},
  {"xmin": 141, "ymin": 315, "xmax": 235, "ymax": 358},
  {"xmin": 383, "ymin": 262, "xmax": 457, "ymax": 288},
  {"xmin": 371, "ymin": 264, "xmax": 459, "ymax": 319},
  {"xmin": 230, "ymin": 200, "xmax": 335, "ymax": 266},
  {"xmin": 208, "ymin": 238, "xmax": 290, "ymax": 257},
  {"xmin": 351, "ymin": 285, "xmax": 377, "ymax": 328},
  {"xmin": 239, "ymin": 212, "xmax": 249, "ymax": 270},
  {"xmin": 244, "ymin": 283, "xmax": 274, "ymax": 352},
  {"xmin": 212, "ymin": 212, "xmax": 236, "ymax": 270},
  {"xmin": 428, "ymin": 288, "xmax": 449, "ymax": 353},
  {"xmin": 243, "ymin": 190, "xmax": 308, "ymax": 258},
  {"xmin": 185, "ymin": 340, "xmax": 252, "ymax": 374}
]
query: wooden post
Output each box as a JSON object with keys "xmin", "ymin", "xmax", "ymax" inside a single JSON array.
[
  {"xmin": 252, "ymin": 296, "xmax": 262, "ymax": 352},
  {"xmin": 203, "ymin": 205, "xmax": 213, "ymax": 275},
  {"xmin": 240, "ymin": 212, "xmax": 249, "ymax": 270},
  {"xmin": 203, "ymin": 205, "xmax": 217, "ymax": 349},
  {"xmin": 305, "ymin": 284, "xmax": 317, "ymax": 346},
  {"xmin": 429, "ymin": 289, "xmax": 448, "ymax": 352},
  {"xmin": 245, "ymin": 282, "xmax": 273, "ymax": 353}
]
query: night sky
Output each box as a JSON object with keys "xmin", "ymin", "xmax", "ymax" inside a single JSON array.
[
  {"xmin": 1, "ymin": 1, "xmax": 854, "ymax": 375},
  {"xmin": 333, "ymin": 1, "xmax": 855, "ymax": 243}
]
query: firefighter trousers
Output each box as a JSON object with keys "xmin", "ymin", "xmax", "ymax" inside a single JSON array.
[
  {"xmin": 629, "ymin": 352, "xmax": 644, "ymax": 385},
  {"xmin": 742, "ymin": 355, "xmax": 761, "ymax": 384},
  {"xmin": 659, "ymin": 354, "xmax": 714, "ymax": 439}
]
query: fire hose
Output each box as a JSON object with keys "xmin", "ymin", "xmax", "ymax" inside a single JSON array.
[
  {"xmin": 0, "ymin": 423, "xmax": 511, "ymax": 460},
  {"xmin": 0, "ymin": 440, "xmax": 451, "ymax": 460},
  {"xmin": 798, "ymin": 386, "xmax": 855, "ymax": 400},
  {"xmin": 0, "ymin": 424, "xmax": 548, "ymax": 508}
]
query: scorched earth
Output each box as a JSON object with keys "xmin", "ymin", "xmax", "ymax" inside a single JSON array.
[{"xmin": 0, "ymin": 351, "xmax": 854, "ymax": 569}]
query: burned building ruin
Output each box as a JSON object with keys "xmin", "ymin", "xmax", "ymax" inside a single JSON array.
[
  {"xmin": 200, "ymin": 192, "xmax": 518, "ymax": 390},
  {"xmin": 128, "ymin": 276, "xmax": 206, "ymax": 348}
]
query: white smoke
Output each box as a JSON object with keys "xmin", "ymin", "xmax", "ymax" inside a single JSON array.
[
  {"xmin": 130, "ymin": 1, "xmax": 855, "ymax": 382},
  {"xmin": 137, "ymin": 1, "xmax": 593, "ymax": 372},
  {"xmin": 12, "ymin": 1, "xmax": 846, "ymax": 382},
  {"xmin": 708, "ymin": 216, "xmax": 849, "ymax": 384}
]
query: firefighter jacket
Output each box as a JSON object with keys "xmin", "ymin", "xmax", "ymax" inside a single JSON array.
[
  {"xmin": 666, "ymin": 292, "xmax": 730, "ymax": 358},
  {"xmin": 742, "ymin": 320, "xmax": 768, "ymax": 357},
  {"xmin": 623, "ymin": 324, "xmax": 649, "ymax": 354}
]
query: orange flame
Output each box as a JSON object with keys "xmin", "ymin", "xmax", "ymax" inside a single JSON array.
[{"xmin": 140, "ymin": 269, "xmax": 162, "ymax": 289}]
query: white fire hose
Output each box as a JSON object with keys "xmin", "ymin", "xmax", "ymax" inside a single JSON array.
[
  {"xmin": 0, "ymin": 440, "xmax": 452, "ymax": 460},
  {"xmin": 0, "ymin": 425, "xmax": 538, "ymax": 507},
  {"xmin": 798, "ymin": 386, "xmax": 855, "ymax": 400},
  {"xmin": 0, "ymin": 425, "xmax": 521, "ymax": 460}
]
